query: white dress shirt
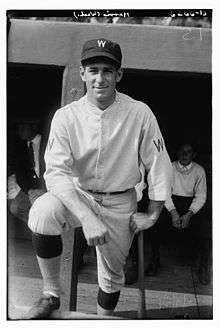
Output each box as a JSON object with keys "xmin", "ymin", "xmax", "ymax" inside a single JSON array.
[
  {"xmin": 44, "ymin": 91, "xmax": 172, "ymax": 213},
  {"xmin": 27, "ymin": 134, "xmax": 41, "ymax": 177},
  {"xmin": 165, "ymin": 161, "xmax": 207, "ymax": 214}
]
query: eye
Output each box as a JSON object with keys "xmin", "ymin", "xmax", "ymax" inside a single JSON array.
[
  {"xmin": 104, "ymin": 68, "xmax": 114, "ymax": 73},
  {"xmin": 88, "ymin": 67, "xmax": 98, "ymax": 73}
]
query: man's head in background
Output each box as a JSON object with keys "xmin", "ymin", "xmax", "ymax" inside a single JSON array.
[
  {"xmin": 177, "ymin": 142, "xmax": 196, "ymax": 167},
  {"xmin": 15, "ymin": 118, "xmax": 40, "ymax": 141}
]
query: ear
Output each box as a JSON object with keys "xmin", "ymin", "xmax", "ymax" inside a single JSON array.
[
  {"xmin": 80, "ymin": 66, "xmax": 86, "ymax": 82},
  {"xmin": 116, "ymin": 68, "xmax": 123, "ymax": 83}
]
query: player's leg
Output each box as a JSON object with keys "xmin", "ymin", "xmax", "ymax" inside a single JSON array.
[
  {"xmin": 124, "ymin": 234, "xmax": 138, "ymax": 285},
  {"xmin": 96, "ymin": 242, "xmax": 125, "ymax": 316},
  {"xmin": 25, "ymin": 192, "xmax": 79, "ymax": 319},
  {"xmin": 95, "ymin": 190, "xmax": 137, "ymax": 315},
  {"xmin": 97, "ymin": 288, "xmax": 120, "ymax": 316}
]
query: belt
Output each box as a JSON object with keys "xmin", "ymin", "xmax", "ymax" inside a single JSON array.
[{"xmin": 87, "ymin": 188, "xmax": 131, "ymax": 196}]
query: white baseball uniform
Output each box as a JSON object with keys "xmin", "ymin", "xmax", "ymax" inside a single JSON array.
[{"xmin": 28, "ymin": 91, "xmax": 172, "ymax": 292}]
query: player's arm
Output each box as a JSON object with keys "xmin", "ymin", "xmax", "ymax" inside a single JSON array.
[
  {"xmin": 44, "ymin": 110, "xmax": 110, "ymax": 246},
  {"xmin": 130, "ymin": 200, "xmax": 164, "ymax": 234},
  {"xmin": 130, "ymin": 111, "xmax": 172, "ymax": 233}
]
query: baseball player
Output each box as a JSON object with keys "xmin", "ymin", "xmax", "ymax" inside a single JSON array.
[{"xmin": 25, "ymin": 38, "xmax": 173, "ymax": 319}]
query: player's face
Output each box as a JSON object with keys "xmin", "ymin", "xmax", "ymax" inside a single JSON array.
[
  {"xmin": 80, "ymin": 62, "xmax": 123, "ymax": 109},
  {"xmin": 178, "ymin": 144, "xmax": 194, "ymax": 166}
]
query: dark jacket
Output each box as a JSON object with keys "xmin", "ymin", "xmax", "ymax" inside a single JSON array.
[{"xmin": 13, "ymin": 134, "xmax": 47, "ymax": 194}]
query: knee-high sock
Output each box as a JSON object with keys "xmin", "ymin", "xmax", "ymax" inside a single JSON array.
[
  {"xmin": 37, "ymin": 255, "xmax": 61, "ymax": 298},
  {"xmin": 32, "ymin": 233, "xmax": 63, "ymax": 297}
]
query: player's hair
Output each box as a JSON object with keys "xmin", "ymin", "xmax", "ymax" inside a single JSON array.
[
  {"xmin": 81, "ymin": 57, "xmax": 121, "ymax": 71},
  {"xmin": 176, "ymin": 139, "xmax": 198, "ymax": 154}
]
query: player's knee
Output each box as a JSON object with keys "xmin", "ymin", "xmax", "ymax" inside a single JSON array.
[
  {"xmin": 28, "ymin": 193, "xmax": 64, "ymax": 235},
  {"xmin": 32, "ymin": 232, "xmax": 63, "ymax": 258}
]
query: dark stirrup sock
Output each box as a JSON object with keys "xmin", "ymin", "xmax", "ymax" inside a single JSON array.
[
  {"xmin": 32, "ymin": 233, "xmax": 63, "ymax": 258},
  {"xmin": 97, "ymin": 288, "xmax": 120, "ymax": 310}
]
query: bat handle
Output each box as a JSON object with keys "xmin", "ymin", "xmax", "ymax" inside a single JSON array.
[{"xmin": 137, "ymin": 230, "xmax": 146, "ymax": 318}]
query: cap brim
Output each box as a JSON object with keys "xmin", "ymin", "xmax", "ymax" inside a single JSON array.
[{"xmin": 81, "ymin": 51, "xmax": 121, "ymax": 65}]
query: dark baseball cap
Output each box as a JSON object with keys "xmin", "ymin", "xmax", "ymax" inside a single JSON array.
[{"xmin": 81, "ymin": 38, "xmax": 122, "ymax": 66}]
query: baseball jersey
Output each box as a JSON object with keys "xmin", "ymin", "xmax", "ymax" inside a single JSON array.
[
  {"xmin": 165, "ymin": 161, "xmax": 207, "ymax": 214},
  {"xmin": 44, "ymin": 91, "xmax": 172, "ymax": 213}
]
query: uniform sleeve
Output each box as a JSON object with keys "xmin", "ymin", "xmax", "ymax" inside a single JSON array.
[
  {"xmin": 44, "ymin": 110, "xmax": 75, "ymax": 193},
  {"xmin": 164, "ymin": 164, "xmax": 176, "ymax": 211},
  {"xmin": 189, "ymin": 167, "xmax": 207, "ymax": 214},
  {"xmin": 139, "ymin": 111, "xmax": 173, "ymax": 201},
  {"xmin": 44, "ymin": 110, "xmax": 98, "ymax": 223},
  {"xmin": 135, "ymin": 163, "xmax": 147, "ymax": 202}
]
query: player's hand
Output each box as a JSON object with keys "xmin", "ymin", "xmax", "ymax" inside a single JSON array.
[
  {"xmin": 130, "ymin": 212, "xmax": 156, "ymax": 234},
  {"xmin": 28, "ymin": 189, "xmax": 45, "ymax": 205},
  {"xmin": 180, "ymin": 211, "xmax": 193, "ymax": 229},
  {"xmin": 82, "ymin": 218, "xmax": 111, "ymax": 247},
  {"xmin": 170, "ymin": 209, "xmax": 182, "ymax": 229}
]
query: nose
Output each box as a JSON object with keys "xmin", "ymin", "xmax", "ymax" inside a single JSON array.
[{"xmin": 96, "ymin": 71, "xmax": 105, "ymax": 83}]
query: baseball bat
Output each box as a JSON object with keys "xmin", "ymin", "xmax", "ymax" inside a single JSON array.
[{"xmin": 137, "ymin": 230, "xmax": 146, "ymax": 318}]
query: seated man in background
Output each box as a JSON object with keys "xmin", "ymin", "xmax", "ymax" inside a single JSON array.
[
  {"xmin": 145, "ymin": 141, "xmax": 210, "ymax": 285},
  {"xmin": 8, "ymin": 116, "xmax": 88, "ymax": 271},
  {"xmin": 7, "ymin": 118, "xmax": 46, "ymax": 224}
]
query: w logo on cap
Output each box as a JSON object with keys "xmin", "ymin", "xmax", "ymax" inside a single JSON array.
[
  {"xmin": 97, "ymin": 40, "xmax": 107, "ymax": 47},
  {"xmin": 81, "ymin": 38, "xmax": 122, "ymax": 65}
]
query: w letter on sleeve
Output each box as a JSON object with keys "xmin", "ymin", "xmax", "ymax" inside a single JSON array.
[{"xmin": 153, "ymin": 138, "xmax": 164, "ymax": 152}]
